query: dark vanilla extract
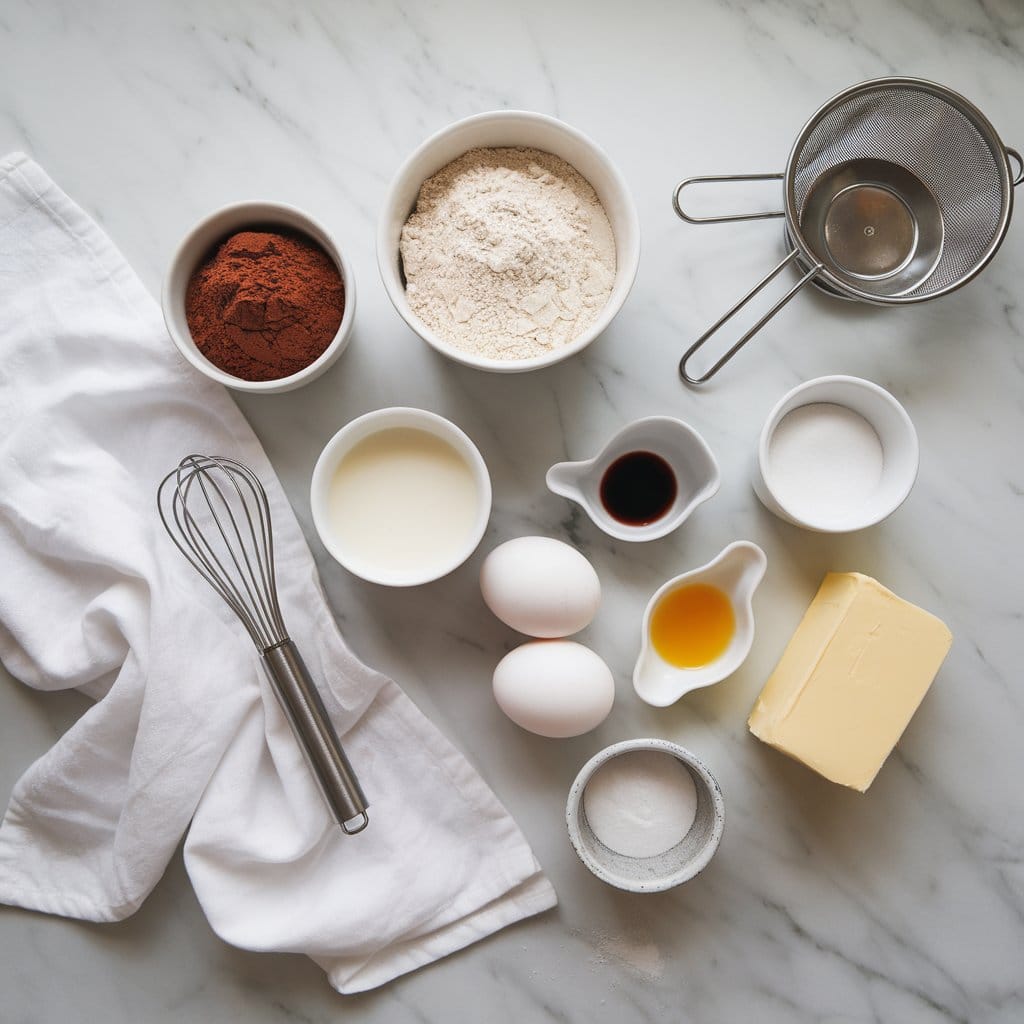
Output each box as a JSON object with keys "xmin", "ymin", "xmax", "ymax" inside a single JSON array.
[{"xmin": 599, "ymin": 451, "xmax": 677, "ymax": 526}]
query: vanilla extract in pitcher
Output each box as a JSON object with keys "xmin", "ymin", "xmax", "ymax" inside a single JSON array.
[{"xmin": 599, "ymin": 451, "xmax": 677, "ymax": 526}]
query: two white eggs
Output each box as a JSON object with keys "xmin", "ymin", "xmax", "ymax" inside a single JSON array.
[{"xmin": 480, "ymin": 537, "xmax": 614, "ymax": 739}]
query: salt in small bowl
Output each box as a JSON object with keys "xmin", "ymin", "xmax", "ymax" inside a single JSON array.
[
  {"xmin": 633, "ymin": 541, "xmax": 767, "ymax": 707},
  {"xmin": 545, "ymin": 416, "xmax": 720, "ymax": 542},
  {"xmin": 566, "ymin": 738, "xmax": 725, "ymax": 893}
]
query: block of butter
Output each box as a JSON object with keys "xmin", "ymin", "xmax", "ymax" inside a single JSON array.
[{"xmin": 748, "ymin": 572, "xmax": 952, "ymax": 792}]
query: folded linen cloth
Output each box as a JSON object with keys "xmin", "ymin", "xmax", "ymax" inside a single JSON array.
[{"xmin": 0, "ymin": 153, "xmax": 556, "ymax": 993}]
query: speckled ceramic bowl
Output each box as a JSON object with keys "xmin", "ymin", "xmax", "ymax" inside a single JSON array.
[{"xmin": 566, "ymin": 738, "xmax": 725, "ymax": 893}]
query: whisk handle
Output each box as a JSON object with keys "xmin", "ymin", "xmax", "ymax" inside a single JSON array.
[{"xmin": 262, "ymin": 640, "xmax": 369, "ymax": 834}]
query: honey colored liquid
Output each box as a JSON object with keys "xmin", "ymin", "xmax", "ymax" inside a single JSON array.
[{"xmin": 650, "ymin": 583, "xmax": 735, "ymax": 668}]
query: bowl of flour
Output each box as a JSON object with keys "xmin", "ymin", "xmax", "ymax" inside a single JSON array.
[{"xmin": 378, "ymin": 111, "xmax": 640, "ymax": 372}]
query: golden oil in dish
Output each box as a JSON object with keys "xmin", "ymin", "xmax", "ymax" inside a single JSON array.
[{"xmin": 650, "ymin": 583, "xmax": 735, "ymax": 668}]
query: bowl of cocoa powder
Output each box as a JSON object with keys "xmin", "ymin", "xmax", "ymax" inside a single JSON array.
[{"xmin": 163, "ymin": 201, "xmax": 354, "ymax": 393}]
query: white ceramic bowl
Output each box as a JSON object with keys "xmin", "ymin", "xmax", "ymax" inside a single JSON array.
[
  {"xmin": 566, "ymin": 738, "xmax": 726, "ymax": 893},
  {"xmin": 377, "ymin": 110, "xmax": 641, "ymax": 373},
  {"xmin": 310, "ymin": 407, "xmax": 492, "ymax": 586},
  {"xmin": 545, "ymin": 416, "xmax": 720, "ymax": 542},
  {"xmin": 753, "ymin": 375, "xmax": 919, "ymax": 532},
  {"xmin": 162, "ymin": 201, "xmax": 355, "ymax": 394},
  {"xmin": 633, "ymin": 541, "xmax": 767, "ymax": 707}
]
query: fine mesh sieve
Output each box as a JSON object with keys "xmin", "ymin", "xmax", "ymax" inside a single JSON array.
[{"xmin": 673, "ymin": 77, "xmax": 1023, "ymax": 385}]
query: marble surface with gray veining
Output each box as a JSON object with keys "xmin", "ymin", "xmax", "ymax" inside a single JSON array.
[{"xmin": 1, "ymin": 1, "xmax": 1023, "ymax": 1021}]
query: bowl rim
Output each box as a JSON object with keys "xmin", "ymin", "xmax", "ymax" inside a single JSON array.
[
  {"xmin": 757, "ymin": 374, "xmax": 920, "ymax": 532},
  {"xmin": 309, "ymin": 406, "xmax": 492, "ymax": 586},
  {"xmin": 565, "ymin": 738, "xmax": 726, "ymax": 893},
  {"xmin": 161, "ymin": 199, "xmax": 356, "ymax": 394},
  {"xmin": 376, "ymin": 109, "xmax": 641, "ymax": 373}
]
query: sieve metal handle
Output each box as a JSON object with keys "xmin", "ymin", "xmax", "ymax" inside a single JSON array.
[
  {"xmin": 1008, "ymin": 148, "xmax": 1024, "ymax": 188},
  {"xmin": 679, "ymin": 249, "xmax": 823, "ymax": 386},
  {"xmin": 673, "ymin": 173, "xmax": 786, "ymax": 224}
]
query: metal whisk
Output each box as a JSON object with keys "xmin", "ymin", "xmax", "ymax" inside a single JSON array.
[{"xmin": 157, "ymin": 454, "xmax": 369, "ymax": 834}]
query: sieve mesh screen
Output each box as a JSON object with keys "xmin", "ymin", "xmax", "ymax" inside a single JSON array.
[{"xmin": 791, "ymin": 83, "xmax": 1007, "ymax": 297}]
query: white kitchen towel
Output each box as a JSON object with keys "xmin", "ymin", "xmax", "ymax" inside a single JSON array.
[{"xmin": 0, "ymin": 152, "xmax": 556, "ymax": 993}]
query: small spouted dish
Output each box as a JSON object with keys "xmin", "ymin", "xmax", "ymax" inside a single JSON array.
[
  {"xmin": 546, "ymin": 417, "xmax": 720, "ymax": 542},
  {"xmin": 633, "ymin": 541, "xmax": 767, "ymax": 706}
]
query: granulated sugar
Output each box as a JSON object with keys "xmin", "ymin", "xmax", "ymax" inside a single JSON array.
[
  {"xmin": 583, "ymin": 750, "xmax": 697, "ymax": 859},
  {"xmin": 399, "ymin": 146, "xmax": 616, "ymax": 360},
  {"xmin": 767, "ymin": 402, "xmax": 884, "ymax": 519}
]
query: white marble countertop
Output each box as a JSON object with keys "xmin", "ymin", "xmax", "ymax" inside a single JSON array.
[{"xmin": 2, "ymin": 1, "xmax": 1023, "ymax": 1021}]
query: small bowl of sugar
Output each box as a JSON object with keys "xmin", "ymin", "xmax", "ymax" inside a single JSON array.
[
  {"xmin": 753, "ymin": 375, "xmax": 919, "ymax": 533},
  {"xmin": 566, "ymin": 738, "xmax": 725, "ymax": 893},
  {"xmin": 377, "ymin": 110, "xmax": 640, "ymax": 373}
]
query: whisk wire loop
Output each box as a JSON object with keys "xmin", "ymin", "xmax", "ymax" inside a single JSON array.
[
  {"xmin": 185, "ymin": 457, "xmax": 279, "ymax": 647},
  {"xmin": 159, "ymin": 454, "xmax": 286, "ymax": 651}
]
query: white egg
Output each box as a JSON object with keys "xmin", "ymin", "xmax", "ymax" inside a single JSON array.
[
  {"xmin": 480, "ymin": 536, "xmax": 601, "ymax": 638},
  {"xmin": 493, "ymin": 640, "xmax": 615, "ymax": 738}
]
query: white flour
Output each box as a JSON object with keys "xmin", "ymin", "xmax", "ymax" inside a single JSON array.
[
  {"xmin": 399, "ymin": 147, "xmax": 616, "ymax": 360},
  {"xmin": 591, "ymin": 931, "xmax": 665, "ymax": 981}
]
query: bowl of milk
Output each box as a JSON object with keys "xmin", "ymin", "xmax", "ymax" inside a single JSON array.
[{"xmin": 311, "ymin": 407, "xmax": 492, "ymax": 586}]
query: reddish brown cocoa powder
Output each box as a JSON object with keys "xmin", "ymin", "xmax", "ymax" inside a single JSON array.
[{"xmin": 185, "ymin": 229, "xmax": 345, "ymax": 382}]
